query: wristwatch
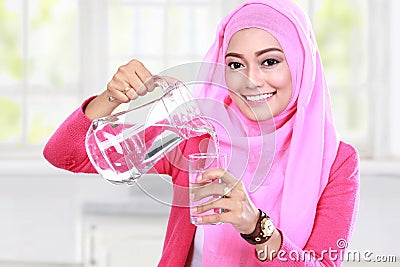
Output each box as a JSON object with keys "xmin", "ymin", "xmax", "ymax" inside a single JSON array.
[{"xmin": 240, "ymin": 209, "xmax": 275, "ymax": 245}]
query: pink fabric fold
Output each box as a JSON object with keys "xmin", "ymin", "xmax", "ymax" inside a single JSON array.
[{"xmin": 192, "ymin": 0, "xmax": 339, "ymax": 265}]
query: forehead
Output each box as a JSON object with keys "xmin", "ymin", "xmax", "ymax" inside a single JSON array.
[{"xmin": 227, "ymin": 28, "xmax": 283, "ymax": 52}]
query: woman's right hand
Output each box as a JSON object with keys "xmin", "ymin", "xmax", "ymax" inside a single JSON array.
[
  {"xmin": 106, "ymin": 59, "xmax": 154, "ymax": 103},
  {"xmin": 84, "ymin": 59, "xmax": 154, "ymax": 120}
]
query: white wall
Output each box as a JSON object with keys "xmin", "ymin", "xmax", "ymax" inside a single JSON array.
[
  {"xmin": 0, "ymin": 159, "xmax": 399, "ymax": 265},
  {"xmin": 0, "ymin": 159, "xmax": 170, "ymax": 264}
]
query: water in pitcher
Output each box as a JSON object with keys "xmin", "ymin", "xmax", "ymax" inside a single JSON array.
[
  {"xmin": 122, "ymin": 122, "xmax": 220, "ymax": 180},
  {"xmin": 85, "ymin": 75, "xmax": 221, "ymax": 186},
  {"xmin": 85, "ymin": 108, "xmax": 220, "ymax": 185}
]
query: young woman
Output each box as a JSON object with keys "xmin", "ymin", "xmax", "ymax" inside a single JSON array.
[{"xmin": 44, "ymin": 0, "xmax": 360, "ymax": 266}]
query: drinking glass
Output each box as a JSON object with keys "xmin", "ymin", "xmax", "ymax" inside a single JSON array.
[{"xmin": 189, "ymin": 152, "xmax": 227, "ymax": 225}]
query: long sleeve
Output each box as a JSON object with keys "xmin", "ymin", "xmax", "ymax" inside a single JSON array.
[
  {"xmin": 264, "ymin": 142, "xmax": 360, "ymax": 266},
  {"xmin": 43, "ymin": 97, "xmax": 98, "ymax": 173}
]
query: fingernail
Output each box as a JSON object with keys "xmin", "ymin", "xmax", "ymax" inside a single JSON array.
[
  {"xmin": 191, "ymin": 207, "xmax": 197, "ymax": 213},
  {"xmin": 190, "ymin": 193, "xmax": 194, "ymax": 200},
  {"xmin": 197, "ymin": 174, "xmax": 203, "ymax": 183}
]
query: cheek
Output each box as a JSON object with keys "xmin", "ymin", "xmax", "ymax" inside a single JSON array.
[
  {"xmin": 225, "ymin": 71, "xmax": 247, "ymax": 92},
  {"xmin": 270, "ymin": 69, "xmax": 292, "ymax": 90},
  {"xmin": 274, "ymin": 69, "xmax": 293, "ymax": 114},
  {"xmin": 229, "ymin": 92, "xmax": 259, "ymax": 120}
]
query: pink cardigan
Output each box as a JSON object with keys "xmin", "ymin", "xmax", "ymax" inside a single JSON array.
[{"xmin": 43, "ymin": 98, "xmax": 360, "ymax": 266}]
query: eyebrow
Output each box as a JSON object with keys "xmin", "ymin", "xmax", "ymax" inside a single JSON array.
[{"xmin": 225, "ymin": 47, "xmax": 284, "ymax": 59}]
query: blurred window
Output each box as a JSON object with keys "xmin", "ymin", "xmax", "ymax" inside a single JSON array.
[
  {"xmin": 1, "ymin": 0, "xmax": 398, "ymax": 160},
  {"xmin": 106, "ymin": 0, "xmax": 223, "ymax": 75},
  {"xmin": 0, "ymin": 0, "xmax": 80, "ymax": 158},
  {"xmin": 0, "ymin": 0, "xmax": 223, "ymax": 158},
  {"xmin": 295, "ymin": 0, "xmax": 369, "ymax": 156}
]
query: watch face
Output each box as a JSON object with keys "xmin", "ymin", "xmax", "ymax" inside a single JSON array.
[
  {"xmin": 265, "ymin": 219, "xmax": 274, "ymax": 235},
  {"xmin": 261, "ymin": 218, "xmax": 275, "ymax": 237}
]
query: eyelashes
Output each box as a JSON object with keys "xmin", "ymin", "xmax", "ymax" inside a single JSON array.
[
  {"xmin": 227, "ymin": 58, "xmax": 281, "ymax": 70},
  {"xmin": 227, "ymin": 62, "xmax": 244, "ymax": 70},
  {"xmin": 262, "ymin": 58, "xmax": 280, "ymax": 66}
]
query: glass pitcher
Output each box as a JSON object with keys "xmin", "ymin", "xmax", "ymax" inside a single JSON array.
[{"xmin": 85, "ymin": 75, "xmax": 215, "ymax": 185}]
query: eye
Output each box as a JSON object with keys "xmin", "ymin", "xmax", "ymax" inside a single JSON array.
[
  {"xmin": 262, "ymin": 58, "xmax": 280, "ymax": 66},
  {"xmin": 227, "ymin": 62, "xmax": 244, "ymax": 70}
]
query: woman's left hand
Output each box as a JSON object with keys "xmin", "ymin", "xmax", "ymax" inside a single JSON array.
[{"xmin": 191, "ymin": 168, "xmax": 260, "ymax": 234}]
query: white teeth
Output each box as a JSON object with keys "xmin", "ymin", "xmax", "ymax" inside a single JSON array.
[{"xmin": 245, "ymin": 92, "xmax": 275, "ymax": 101}]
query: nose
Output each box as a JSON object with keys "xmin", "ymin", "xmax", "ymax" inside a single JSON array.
[{"xmin": 246, "ymin": 65, "xmax": 264, "ymax": 90}]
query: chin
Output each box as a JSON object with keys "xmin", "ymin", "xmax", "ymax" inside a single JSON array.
[
  {"xmin": 251, "ymin": 114, "xmax": 273, "ymax": 121},
  {"xmin": 242, "ymin": 109, "xmax": 273, "ymax": 122},
  {"xmin": 246, "ymin": 105, "xmax": 274, "ymax": 121}
]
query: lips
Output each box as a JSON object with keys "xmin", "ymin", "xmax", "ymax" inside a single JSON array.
[{"xmin": 243, "ymin": 91, "xmax": 277, "ymax": 102}]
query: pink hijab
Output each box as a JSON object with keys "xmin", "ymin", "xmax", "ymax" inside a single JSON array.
[{"xmin": 192, "ymin": 0, "xmax": 339, "ymax": 265}]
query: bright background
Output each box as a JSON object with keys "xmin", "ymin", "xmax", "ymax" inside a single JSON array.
[{"xmin": 0, "ymin": 0, "xmax": 399, "ymax": 266}]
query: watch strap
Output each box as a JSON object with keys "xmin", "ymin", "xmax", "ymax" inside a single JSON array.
[{"xmin": 240, "ymin": 209, "xmax": 274, "ymax": 245}]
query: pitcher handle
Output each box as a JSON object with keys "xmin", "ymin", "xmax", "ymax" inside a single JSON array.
[{"xmin": 153, "ymin": 75, "xmax": 181, "ymax": 94}]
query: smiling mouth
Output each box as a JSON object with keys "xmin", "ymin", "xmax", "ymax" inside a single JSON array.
[{"xmin": 243, "ymin": 91, "xmax": 277, "ymax": 102}]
